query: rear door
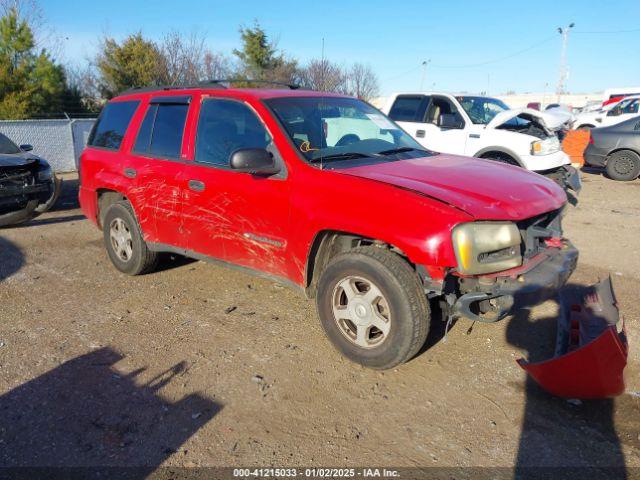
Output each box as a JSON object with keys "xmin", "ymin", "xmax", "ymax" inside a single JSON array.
[
  {"xmin": 181, "ymin": 97, "xmax": 292, "ymax": 278},
  {"xmin": 123, "ymin": 96, "xmax": 191, "ymax": 248},
  {"xmin": 387, "ymin": 95, "xmax": 431, "ymax": 147}
]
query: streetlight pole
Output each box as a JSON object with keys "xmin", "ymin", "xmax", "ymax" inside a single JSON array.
[
  {"xmin": 420, "ymin": 59, "xmax": 431, "ymax": 91},
  {"xmin": 556, "ymin": 23, "xmax": 574, "ymax": 102}
]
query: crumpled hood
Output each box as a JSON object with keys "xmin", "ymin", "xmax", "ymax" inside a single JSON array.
[
  {"xmin": 340, "ymin": 154, "xmax": 567, "ymax": 220},
  {"xmin": 487, "ymin": 107, "xmax": 566, "ymax": 131},
  {"xmin": 0, "ymin": 152, "xmax": 37, "ymax": 168}
]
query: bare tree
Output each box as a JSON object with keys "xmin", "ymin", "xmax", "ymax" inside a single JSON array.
[
  {"xmin": 346, "ymin": 63, "xmax": 379, "ymax": 101},
  {"xmin": 0, "ymin": 0, "xmax": 60, "ymax": 55},
  {"xmin": 160, "ymin": 29, "xmax": 233, "ymax": 85},
  {"xmin": 299, "ymin": 58, "xmax": 347, "ymax": 93},
  {"xmin": 64, "ymin": 63, "xmax": 101, "ymax": 111}
]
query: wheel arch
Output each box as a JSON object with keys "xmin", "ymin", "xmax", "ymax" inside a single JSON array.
[
  {"xmin": 304, "ymin": 230, "xmax": 412, "ymax": 297},
  {"xmin": 96, "ymin": 188, "xmax": 129, "ymax": 228},
  {"xmin": 473, "ymin": 146, "xmax": 524, "ymax": 166}
]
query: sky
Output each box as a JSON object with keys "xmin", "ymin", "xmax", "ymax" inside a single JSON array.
[{"xmin": 41, "ymin": 0, "xmax": 640, "ymax": 96}]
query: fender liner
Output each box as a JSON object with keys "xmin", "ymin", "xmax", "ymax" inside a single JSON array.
[{"xmin": 473, "ymin": 146, "xmax": 524, "ymax": 167}]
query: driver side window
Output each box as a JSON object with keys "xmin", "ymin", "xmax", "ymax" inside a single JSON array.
[
  {"xmin": 425, "ymin": 97, "xmax": 462, "ymax": 127},
  {"xmin": 195, "ymin": 99, "xmax": 271, "ymax": 166}
]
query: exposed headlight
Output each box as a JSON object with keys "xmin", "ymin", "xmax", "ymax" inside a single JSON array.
[
  {"xmin": 452, "ymin": 222, "xmax": 522, "ymax": 275},
  {"xmin": 531, "ymin": 137, "xmax": 560, "ymax": 156},
  {"xmin": 37, "ymin": 166, "xmax": 54, "ymax": 181}
]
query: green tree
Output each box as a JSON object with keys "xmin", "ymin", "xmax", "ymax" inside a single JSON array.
[
  {"xmin": 96, "ymin": 33, "xmax": 164, "ymax": 99},
  {"xmin": 232, "ymin": 21, "xmax": 298, "ymax": 85},
  {"xmin": 0, "ymin": 6, "xmax": 73, "ymax": 119}
]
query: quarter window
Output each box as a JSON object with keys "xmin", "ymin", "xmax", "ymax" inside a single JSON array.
[
  {"xmin": 134, "ymin": 103, "xmax": 189, "ymax": 159},
  {"xmin": 88, "ymin": 101, "xmax": 140, "ymax": 150},
  {"xmin": 195, "ymin": 99, "xmax": 271, "ymax": 166}
]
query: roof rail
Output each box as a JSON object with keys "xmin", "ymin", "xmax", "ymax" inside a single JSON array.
[
  {"xmin": 201, "ymin": 79, "xmax": 301, "ymax": 90},
  {"xmin": 120, "ymin": 83, "xmax": 226, "ymax": 95}
]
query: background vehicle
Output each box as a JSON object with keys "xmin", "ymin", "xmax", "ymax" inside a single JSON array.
[
  {"xmin": 602, "ymin": 87, "xmax": 640, "ymax": 102},
  {"xmin": 383, "ymin": 92, "xmax": 580, "ymax": 195},
  {"xmin": 573, "ymin": 95, "xmax": 640, "ymax": 130},
  {"xmin": 80, "ymin": 85, "xmax": 577, "ymax": 370},
  {"xmin": 0, "ymin": 132, "xmax": 61, "ymax": 227},
  {"xmin": 584, "ymin": 116, "xmax": 640, "ymax": 181}
]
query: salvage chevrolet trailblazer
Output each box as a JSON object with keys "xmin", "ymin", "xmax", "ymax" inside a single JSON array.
[{"xmin": 79, "ymin": 83, "xmax": 578, "ymax": 369}]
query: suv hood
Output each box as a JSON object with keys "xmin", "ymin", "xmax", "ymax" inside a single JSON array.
[
  {"xmin": 0, "ymin": 152, "xmax": 37, "ymax": 168},
  {"xmin": 340, "ymin": 154, "xmax": 566, "ymax": 220},
  {"xmin": 487, "ymin": 108, "xmax": 566, "ymax": 131}
]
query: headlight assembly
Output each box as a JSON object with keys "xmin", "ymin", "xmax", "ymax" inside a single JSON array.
[
  {"xmin": 531, "ymin": 137, "xmax": 561, "ymax": 156},
  {"xmin": 452, "ymin": 222, "xmax": 522, "ymax": 275},
  {"xmin": 37, "ymin": 166, "xmax": 54, "ymax": 181}
]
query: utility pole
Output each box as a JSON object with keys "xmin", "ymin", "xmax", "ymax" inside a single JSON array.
[
  {"xmin": 420, "ymin": 59, "xmax": 431, "ymax": 91},
  {"xmin": 556, "ymin": 23, "xmax": 574, "ymax": 102}
]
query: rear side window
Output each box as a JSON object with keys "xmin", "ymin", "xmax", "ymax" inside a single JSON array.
[
  {"xmin": 388, "ymin": 95, "xmax": 429, "ymax": 122},
  {"xmin": 134, "ymin": 103, "xmax": 189, "ymax": 159},
  {"xmin": 88, "ymin": 101, "xmax": 140, "ymax": 150}
]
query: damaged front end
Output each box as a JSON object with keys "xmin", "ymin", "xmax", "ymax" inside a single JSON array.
[
  {"xmin": 538, "ymin": 165, "xmax": 582, "ymax": 204},
  {"xmin": 518, "ymin": 277, "xmax": 627, "ymax": 399},
  {"xmin": 0, "ymin": 157, "xmax": 61, "ymax": 227}
]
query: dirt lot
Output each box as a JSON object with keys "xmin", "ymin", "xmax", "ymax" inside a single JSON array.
[{"xmin": 0, "ymin": 169, "xmax": 639, "ymax": 473}]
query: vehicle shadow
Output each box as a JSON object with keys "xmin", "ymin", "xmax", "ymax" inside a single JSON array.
[
  {"xmin": 50, "ymin": 176, "xmax": 80, "ymax": 212},
  {"xmin": 506, "ymin": 283, "xmax": 627, "ymax": 480},
  {"xmin": 0, "ymin": 236, "xmax": 24, "ymax": 282},
  {"xmin": 0, "ymin": 347, "xmax": 221, "ymax": 477}
]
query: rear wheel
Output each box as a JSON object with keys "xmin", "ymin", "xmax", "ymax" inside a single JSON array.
[
  {"xmin": 605, "ymin": 150, "xmax": 640, "ymax": 181},
  {"xmin": 102, "ymin": 201, "xmax": 158, "ymax": 275},
  {"xmin": 316, "ymin": 246, "xmax": 430, "ymax": 369}
]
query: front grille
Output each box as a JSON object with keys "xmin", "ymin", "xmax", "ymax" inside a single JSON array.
[
  {"xmin": 517, "ymin": 208, "xmax": 563, "ymax": 259},
  {"xmin": 0, "ymin": 167, "xmax": 34, "ymax": 188}
]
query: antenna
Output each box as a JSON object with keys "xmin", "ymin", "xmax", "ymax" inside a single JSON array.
[{"xmin": 556, "ymin": 23, "xmax": 575, "ymax": 101}]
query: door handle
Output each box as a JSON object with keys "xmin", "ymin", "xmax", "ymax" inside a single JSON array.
[
  {"xmin": 188, "ymin": 180, "xmax": 205, "ymax": 192},
  {"xmin": 123, "ymin": 167, "xmax": 137, "ymax": 178},
  {"xmin": 416, "ymin": 129, "xmax": 425, "ymax": 138}
]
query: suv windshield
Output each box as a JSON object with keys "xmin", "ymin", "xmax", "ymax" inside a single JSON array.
[
  {"xmin": 457, "ymin": 96, "xmax": 509, "ymax": 125},
  {"xmin": 265, "ymin": 97, "xmax": 424, "ymax": 163},
  {"xmin": 0, "ymin": 133, "xmax": 21, "ymax": 154}
]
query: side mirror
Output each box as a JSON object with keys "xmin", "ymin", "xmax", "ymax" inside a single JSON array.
[
  {"xmin": 230, "ymin": 148, "xmax": 280, "ymax": 175},
  {"xmin": 439, "ymin": 113, "xmax": 464, "ymax": 129},
  {"xmin": 19, "ymin": 144, "xmax": 33, "ymax": 152}
]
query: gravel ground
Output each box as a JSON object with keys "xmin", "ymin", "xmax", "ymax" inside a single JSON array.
[{"xmin": 0, "ymin": 169, "xmax": 638, "ymax": 473}]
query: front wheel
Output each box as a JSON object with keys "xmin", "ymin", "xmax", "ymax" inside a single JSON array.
[
  {"xmin": 605, "ymin": 150, "xmax": 640, "ymax": 181},
  {"xmin": 316, "ymin": 247, "xmax": 430, "ymax": 369}
]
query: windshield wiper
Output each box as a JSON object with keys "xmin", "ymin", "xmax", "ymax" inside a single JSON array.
[
  {"xmin": 310, "ymin": 152, "xmax": 371, "ymax": 163},
  {"xmin": 376, "ymin": 147, "xmax": 425, "ymax": 156}
]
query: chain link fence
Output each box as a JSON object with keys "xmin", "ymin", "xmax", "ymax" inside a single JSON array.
[{"xmin": 0, "ymin": 118, "xmax": 96, "ymax": 172}]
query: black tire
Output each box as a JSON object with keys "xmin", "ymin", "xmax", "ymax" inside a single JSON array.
[
  {"xmin": 577, "ymin": 124, "xmax": 595, "ymax": 131},
  {"xmin": 102, "ymin": 201, "xmax": 159, "ymax": 275},
  {"xmin": 480, "ymin": 152, "xmax": 520, "ymax": 167},
  {"xmin": 605, "ymin": 150, "xmax": 640, "ymax": 181},
  {"xmin": 316, "ymin": 246, "xmax": 430, "ymax": 370}
]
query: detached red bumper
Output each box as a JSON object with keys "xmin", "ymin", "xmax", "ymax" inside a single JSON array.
[{"xmin": 517, "ymin": 277, "xmax": 628, "ymax": 399}]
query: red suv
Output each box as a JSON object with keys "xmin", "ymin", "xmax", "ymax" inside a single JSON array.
[{"xmin": 79, "ymin": 84, "xmax": 578, "ymax": 369}]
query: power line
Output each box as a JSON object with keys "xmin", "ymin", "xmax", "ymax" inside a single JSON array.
[
  {"xmin": 574, "ymin": 27, "xmax": 640, "ymax": 34},
  {"xmin": 429, "ymin": 36, "xmax": 556, "ymax": 69}
]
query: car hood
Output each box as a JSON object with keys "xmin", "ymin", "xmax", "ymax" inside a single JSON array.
[
  {"xmin": 339, "ymin": 154, "xmax": 566, "ymax": 220},
  {"xmin": 487, "ymin": 108, "xmax": 566, "ymax": 131},
  {"xmin": 0, "ymin": 152, "xmax": 37, "ymax": 168}
]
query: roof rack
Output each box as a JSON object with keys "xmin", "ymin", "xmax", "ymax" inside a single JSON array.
[
  {"xmin": 201, "ymin": 79, "xmax": 301, "ymax": 90},
  {"xmin": 120, "ymin": 84, "xmax": 226, "ymax": 95}
]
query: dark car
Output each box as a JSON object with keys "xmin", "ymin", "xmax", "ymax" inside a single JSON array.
[
  {"xmin": 0, "ymin": 132, "xmax": 61, "ymax": 226},
  {"xmin": 585, "ymin": 116, "xmax": 640, "ymax": 181}
]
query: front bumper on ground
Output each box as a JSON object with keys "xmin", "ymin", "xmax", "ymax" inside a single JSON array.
[{"xmin": 451, "ymin": 242, "xmax": 579, "ymax": 323}]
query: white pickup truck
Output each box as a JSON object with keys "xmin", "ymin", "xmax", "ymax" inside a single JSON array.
[{"xmin": 382, "ymin": 93, "xmax": 581, "ymax": 195}]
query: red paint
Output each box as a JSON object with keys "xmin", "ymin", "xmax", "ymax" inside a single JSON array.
[
  {"xmin": 79, "ymin": 87, "xmax": 568, "ymax": 287},
  {"xmin": 518, "ymin": 326, "xmax": 627, "ymax": 398}
]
